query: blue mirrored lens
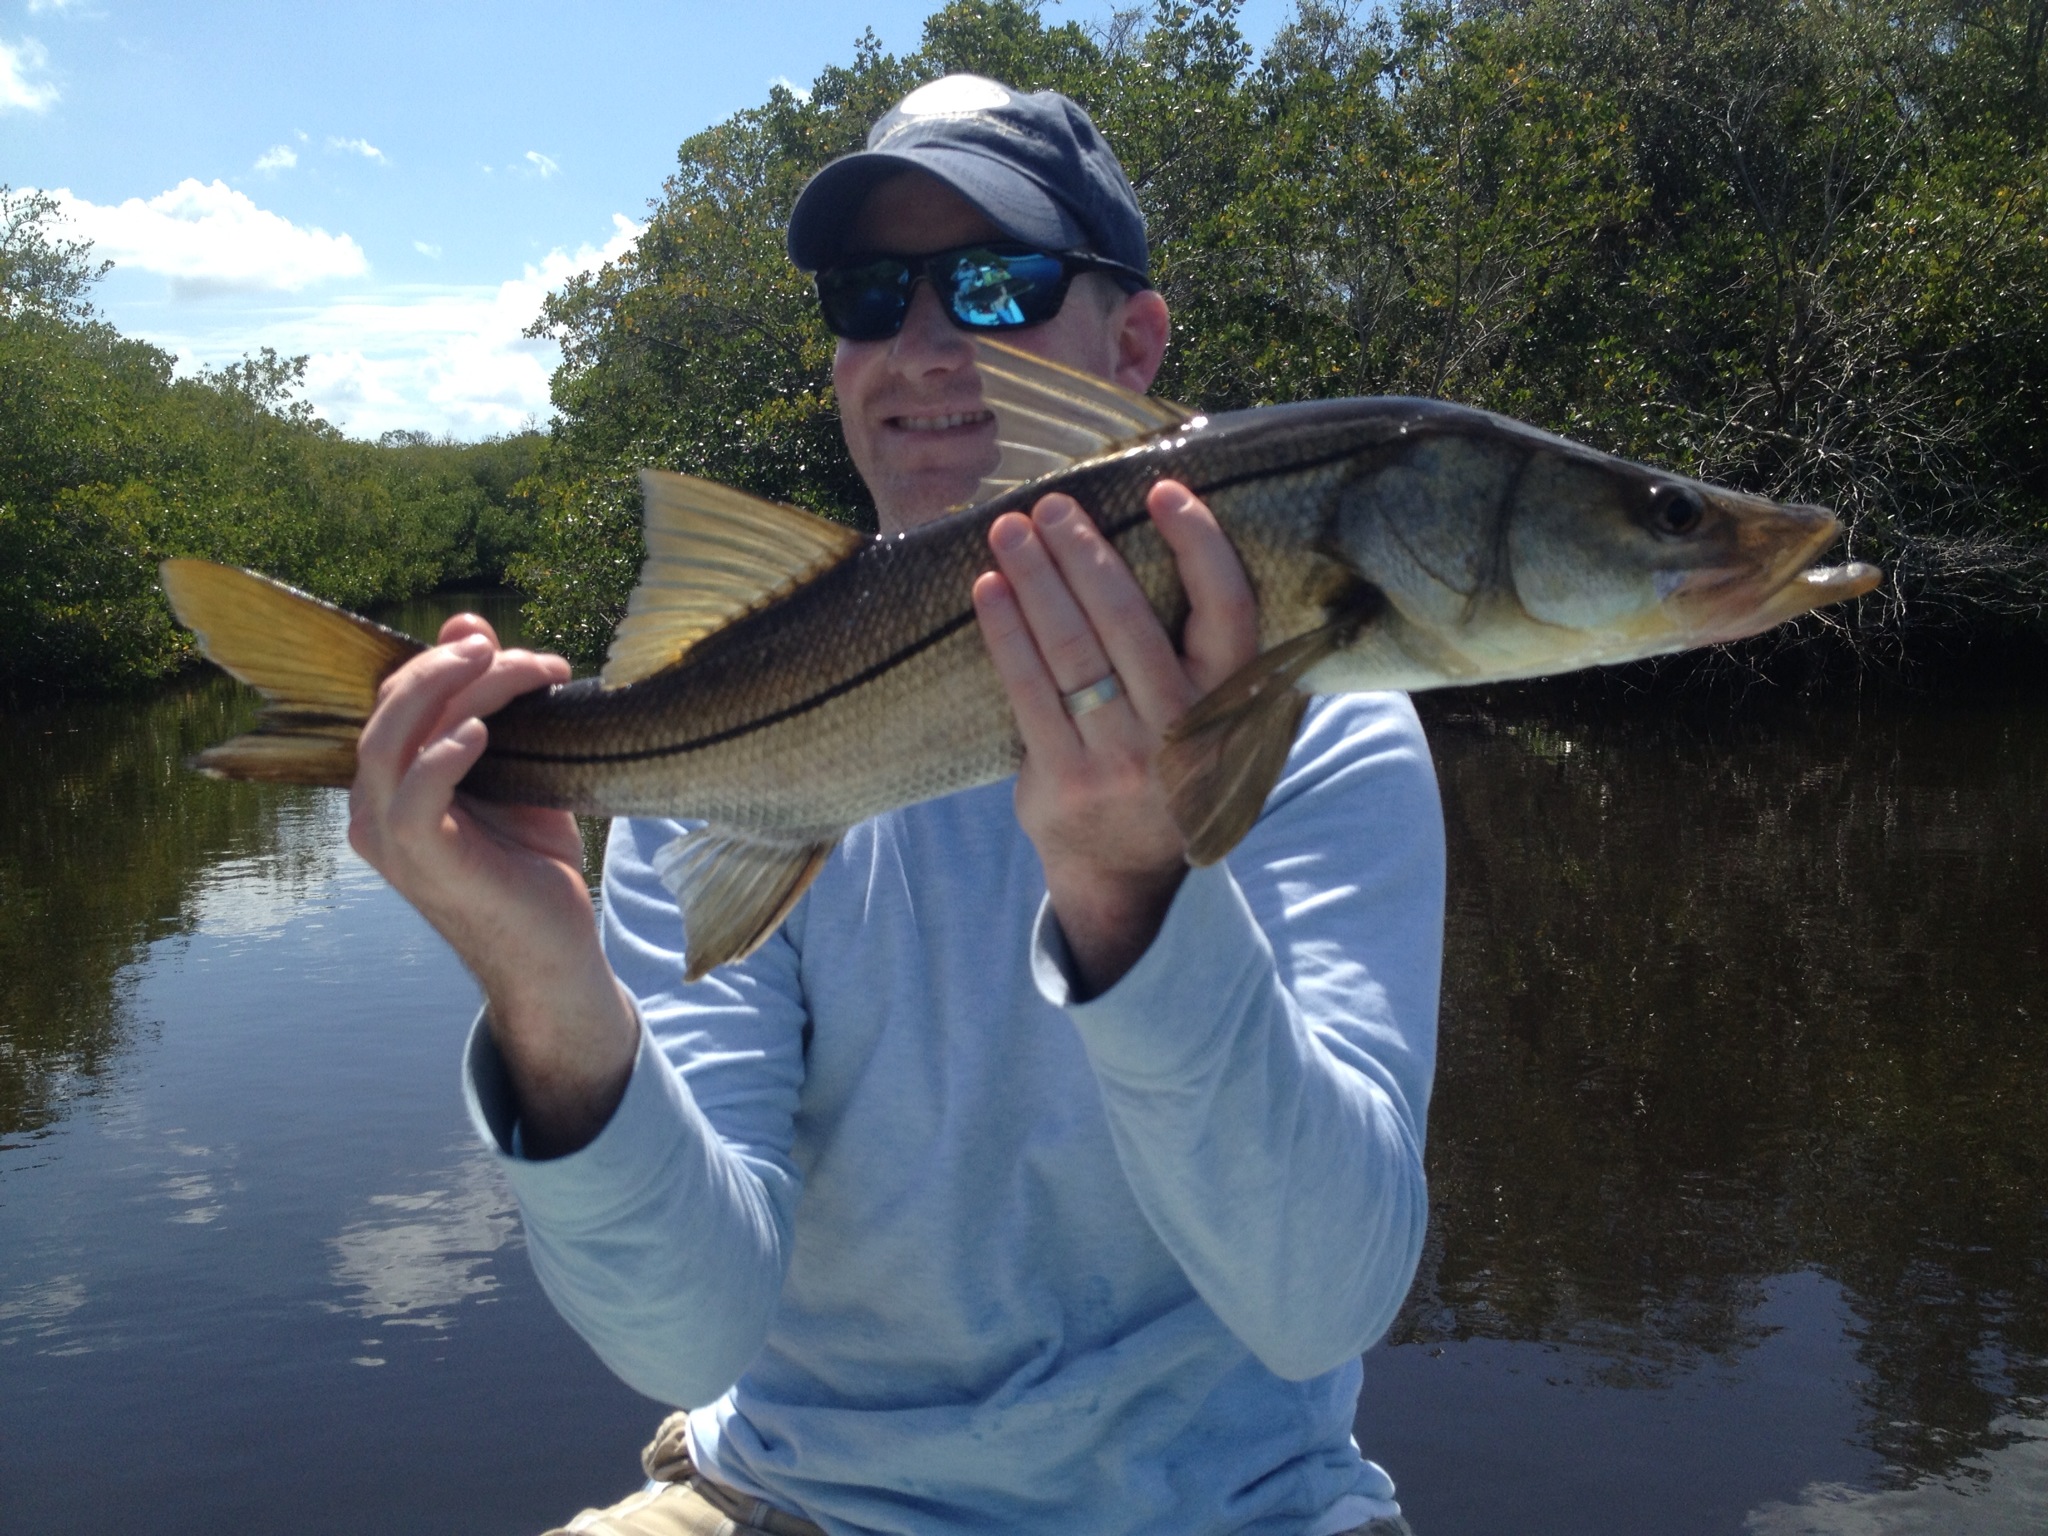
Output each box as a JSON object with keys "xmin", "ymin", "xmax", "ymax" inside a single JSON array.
[
  {"xmin": 817, "ymin": 246, "xmax": 1082, "ymax": 340},
  {"xmin": 946, "ymin": 250, "xmax": 1066, "ymax": 329}
]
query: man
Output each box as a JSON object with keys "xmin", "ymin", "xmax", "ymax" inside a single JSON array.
[{"xmin": 348, "ymin": 75, "xmax": 1444, "ymax": 1536}]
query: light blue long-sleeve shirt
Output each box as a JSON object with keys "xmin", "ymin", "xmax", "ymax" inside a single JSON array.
[{"xmin": 465, "ymin": 692, "xmax": 1444, "ymax": 1536}]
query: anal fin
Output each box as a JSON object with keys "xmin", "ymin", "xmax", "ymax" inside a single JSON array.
[
  {"xmin": 1158, "ymin": 629, "xmax": 1335, "ymax": 865},
  {"xmin": 652, "ymin": 827, "xmax": 839, "ymax": 981}
]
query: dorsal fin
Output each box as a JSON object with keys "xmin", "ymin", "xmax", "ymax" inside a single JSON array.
[
  {"xmin": 968, "ymin": 337, "xmax": 1200, "ymax": 504},
  {"xmin": 602, "ymin": 470, "xmax": 865, "ymax": 689}
]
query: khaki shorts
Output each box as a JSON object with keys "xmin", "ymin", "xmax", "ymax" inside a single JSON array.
[
  {"xmin": 544, "ymin": 1411, "xmax": 1416, "ymax": 1536},
  {"xmin": 544, "ymin": 1412, "xmax": 823, "ymax": 1536}
]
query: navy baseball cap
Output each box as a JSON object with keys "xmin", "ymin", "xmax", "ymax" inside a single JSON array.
[{"xmin": 786, "ymin": 74, "xmax": 1149, "ymax": 280}]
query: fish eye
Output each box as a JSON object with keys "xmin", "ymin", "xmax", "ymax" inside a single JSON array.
[{"xmin": 1642, "ymin": 483, "xmax": 1705, "ymax": 537}]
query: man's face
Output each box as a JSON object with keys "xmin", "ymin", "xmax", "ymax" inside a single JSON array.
[{"xmin": 831, "ymin": 171, "xmax": 1164, "ymax": 533}]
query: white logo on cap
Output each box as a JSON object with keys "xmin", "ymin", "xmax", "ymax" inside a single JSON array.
[{"xmin": 896, "ymin": 74, "xmax": 1012, "ymax": 118}]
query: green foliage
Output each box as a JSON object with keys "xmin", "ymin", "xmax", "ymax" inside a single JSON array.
[
  {"xmin": 1, "ymin": 185, "xmax": 110, "ymax": 324},
  {"xmin": 0, "ymin": 190, "xmax": 549, "ymax": 697},
  {"xmin": 521, "ymin": 0, "xmax": 2048, "ymax": 666}
]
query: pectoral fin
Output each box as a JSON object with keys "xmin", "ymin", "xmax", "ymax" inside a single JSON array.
[
  {"xmin": 1157, "ymin": 629, "xmax": 1339, "ymax": 865},
  {"xmin": 652, "ymin": 827, "xmax": 839, "ymax": 980}
]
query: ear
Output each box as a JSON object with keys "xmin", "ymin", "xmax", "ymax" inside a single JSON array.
[{"xmin": 1112, "ymin": 288, "xmax": 1171, "ymax": 395}]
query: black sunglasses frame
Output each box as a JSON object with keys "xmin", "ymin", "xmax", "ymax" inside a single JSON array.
[{"xmin": 814, "ymin": 241, "xmax": 1150, "ymax": 342}]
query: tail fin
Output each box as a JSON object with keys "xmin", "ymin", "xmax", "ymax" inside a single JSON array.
[{"xmin": 160, "ymin": 560, "xmax": 425, "ymax": 786}]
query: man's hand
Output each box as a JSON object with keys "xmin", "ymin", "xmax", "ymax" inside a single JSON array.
[
  {"xmin": 348, "ymin": 613, "xmax": 638, "ymax": 1157},
  {"xmin": 971, "ymin": 480, "xmax": 1259, "ymax": 998}
]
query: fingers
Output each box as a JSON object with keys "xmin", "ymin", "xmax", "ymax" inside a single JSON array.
[
  {"xmin": 977, "ymin": 482, "xmax": 1260, "ymax": 751},
  {"xmin": 434, "ymin": 646, "xmax": 571, "ymax": 744},
  {"xmin": 991, "ymin": 506, "xmax": 1116, "ymax": 690},
  {"xmin": 351, "ymin": 631, "xmax": 570, "ymax": 863},
  {"xmin": 465, "ymin": 798, "xmax": 590, "ymax": 869},
  {"xmin": 1030, "ymin": 495, "xmax": 1196, "ymax": 729},
  {"xmin": 986, "ymin": 496, "xmax": 1192, "ymax": 737},
  {"xmin": 438, "ymin": 612, "xmax": 500, "ymax": 647},
  {"xmin": 973, "ymin": 566, "xmax": 1086, "ymax": 770},
  {"xmin": 353, "ymin": 634, "xmax": 497, "ymax": 813},
  {"xmin": 1147, "ymin": 480, "xmax": 1259, "ymax": 691}
]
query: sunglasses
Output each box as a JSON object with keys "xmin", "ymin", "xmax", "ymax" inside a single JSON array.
[{"xmin": 814, "ymin": 241, "xmax": 1148, "ymax": 342}]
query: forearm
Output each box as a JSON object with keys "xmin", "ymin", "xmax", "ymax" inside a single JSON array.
[
  {"xmin": 1050, "ymin": 864, "xmax": 1430, "ymax": 1378},
  {"xmin": 1041, "ymin": 858, "xmax": 1184, "ymax": 1000},
  {"xmin": 467, "ymin": 1013, "xmax": 796, "ymax": 1406},
  {"xmin": 1045, "ymin": 695, "xmax": 1445, "ymax": 1378},
  {"xmin": 461, "ymin": 816, "xmax": 814, "ymax": 1406},
  {"xmin": 475, "ymin": 927, "xmax": 639, "ymax": 1158}
]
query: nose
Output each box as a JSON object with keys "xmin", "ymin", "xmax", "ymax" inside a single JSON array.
[{"xmin": 890, "ymin": 276, "xmax": 973, "ymax": 372}]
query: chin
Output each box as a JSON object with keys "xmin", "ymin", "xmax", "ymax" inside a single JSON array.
[
  {"xmin": 876, "ymin": 464, "xmax": 995, "ymax": 531},
  {"xmin": 884, "ymin": 487, "xmax": 977, "ymax": 531}
]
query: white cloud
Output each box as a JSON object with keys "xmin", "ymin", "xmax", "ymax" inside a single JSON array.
[
  {"xmin": 523, "ymin": 150, "xmax": 559, "ymax": 179},
  {"xmin": 769, "ymin": 74, "xmax": 812, "ymax": 103},
  {"xmin": 328, "ymin": 135, "xmax": 388, "ymax": 164},
  {"xmin": 127, "ymin": 213, "xmax": 641, "ymax": 439},
  {"xmin": 412, "ymin": 240, "xmax": 441, "ymax": 259},
  {"xmin": 26, "ymin": 1, "xmax": 85, "ymax": 13},
  {"xmin": 1, "ymin": 37, "xmax": 58, "ymax": 112},
  {"xmin": 50, "ymin": 179, "xmax": 368, "ymax": 295},
  {"xmin": 254, "ymin": 143, "xmax": 298, "ymax": 173},
  {"xmin": 294, "ymin": 213, "xmax": 641, "ymax": 437}
]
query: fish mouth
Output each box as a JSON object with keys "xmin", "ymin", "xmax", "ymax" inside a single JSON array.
[{"xmin": 1663, "ymin": 505, "xmax": 1881, "ymax": 643}]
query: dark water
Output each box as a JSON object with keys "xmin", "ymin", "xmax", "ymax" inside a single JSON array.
[{"xmin": 3, "ymin": 601, "xmax": 2043, "ymax": 1533}]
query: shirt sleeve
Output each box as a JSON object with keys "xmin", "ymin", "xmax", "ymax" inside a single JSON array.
[
  {"xmin": 1036, "ymin": 693, "xmax": 1444, "ymax": 1381},
  {"xmin": 461, "ymin": 815, "xmax": 810, "ymax": 1409}
]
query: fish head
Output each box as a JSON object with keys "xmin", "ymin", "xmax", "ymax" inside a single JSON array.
[{"xmin": 1497, "ymin": 443, "xmax": 1881, "ymax": 670}]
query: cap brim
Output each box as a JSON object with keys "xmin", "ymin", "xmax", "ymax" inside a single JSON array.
[{"xmin": 787, "ymin": 145, "xmax": 1088, "ymax": 270}]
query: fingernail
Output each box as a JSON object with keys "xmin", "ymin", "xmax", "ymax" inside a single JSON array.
[
  {"xmin": 452, "ymin": 634, "xmax": 491, "ymax": 658},
  {"xmin": 1036, "ymin": 496, "xmax": 1076, "ymax": 528},
  {"xmin": 1153, "ymin": 481, "xmax": 1193, "ymax": 514},
  {"xmin": 990, "ymin": 515, "xmax": 1030, "ymax": 552}
]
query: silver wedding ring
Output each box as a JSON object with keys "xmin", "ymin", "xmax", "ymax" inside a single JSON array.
[{"xmin": 1061, "ymin": 673, "xmax": 1122, "ymax": 718}]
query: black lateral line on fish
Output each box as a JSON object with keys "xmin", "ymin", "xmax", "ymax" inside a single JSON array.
[
  {"xmin": 489, "ymin": 608, "xmax": 983, "ymax": 766},
  {"xmin": 485, "ymin": 440, "xmax": 1386, "ymax": 769}
]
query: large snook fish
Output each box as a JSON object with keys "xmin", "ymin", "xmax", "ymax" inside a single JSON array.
[{"xmin": 162, "ymin": 340, "xmax": 1878, "ymax": 978}]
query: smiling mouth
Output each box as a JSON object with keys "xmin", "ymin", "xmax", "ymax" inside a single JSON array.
[{"xmin": 889, "ymin": 409, "xmax": 994, "ymax": 432}]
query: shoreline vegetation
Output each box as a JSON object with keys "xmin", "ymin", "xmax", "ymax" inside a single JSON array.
[
  {"xmin": 0, "ymin": 182, "xmax": 545, "ymax": 704},
  {"xmin": 6, "ymin": 0, "xmax": 2044, "ymax": 705}
]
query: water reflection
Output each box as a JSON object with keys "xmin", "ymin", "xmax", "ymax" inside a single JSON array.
[
  {"xmin": 1403, "ymin": 688, "xmax": 2048, "ymax": 1499},
  {"xmin": 0, "ymin": 591, "xmax": 525, "ymax": 1146},
  {"xmin": 4, "ymin": 600, "xmax": 2044, "ymax": 1529},
  {"xmin": 1750, "ymin": 1408, "xmax": 2048, "ymax": 1533},
  {"xmin": 0, "ymin": 676, "xmax": 284, "ymax": 1142},
  {"xmin": 328, "ymin": 1150, "xmax": 520, "ymax": 1331},
  {"xmin": 0, "ymin": 1272, "xmax": 87, "ymax": 1347}
]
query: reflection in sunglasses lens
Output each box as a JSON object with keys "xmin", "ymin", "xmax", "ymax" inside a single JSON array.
[{"xmin": 819, "ymin": 245, "xmax": 1094, "ymax": 339}]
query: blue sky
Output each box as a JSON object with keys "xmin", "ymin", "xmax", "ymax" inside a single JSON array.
[{"xmin": 5, "ymin": 0, "xmax": 1297, "ymax": 439}]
